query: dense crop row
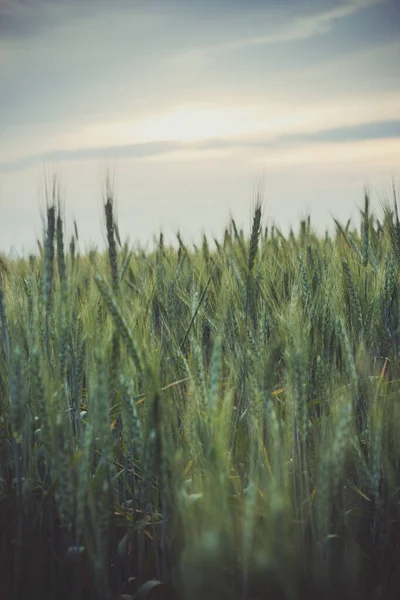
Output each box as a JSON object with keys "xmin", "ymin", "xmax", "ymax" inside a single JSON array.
[{"xmin": 1, "ymin": 179, "xmax": 400, "ymax": 599}]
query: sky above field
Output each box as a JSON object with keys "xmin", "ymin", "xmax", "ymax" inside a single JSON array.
[{"xmin": 0, "ymin": 0, "xmax": 399, "ymax": 255}]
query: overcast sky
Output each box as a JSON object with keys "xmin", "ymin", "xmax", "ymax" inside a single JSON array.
[{"xmin": 0, "ymin": 0, "xmax": 399, "ymax": 255}]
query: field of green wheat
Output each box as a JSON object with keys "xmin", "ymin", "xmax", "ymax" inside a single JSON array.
[{"xmin": 1, "ymin": 180, "xmax": 400, "ymax": 600}]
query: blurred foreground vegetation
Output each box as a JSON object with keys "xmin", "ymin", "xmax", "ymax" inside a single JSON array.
[{"xmin": 1, "ymin": 180, "xmax": 400, "ymax": 599}]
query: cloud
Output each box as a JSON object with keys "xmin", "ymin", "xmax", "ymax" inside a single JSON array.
[
  {"xmin": 0, "ymin": 141, "xmax": 184, "ymax": 172},
  {"xmin": 0, "ymin": 0, "xmax": 395, "ymax": 138},
  {"xmin": 1, "ymin": 118, "xmax": 399, "ymax": 173},
  {"xmin": 250, "ymin": 137, "xmax": 400, "ymax": 172},
  {"xmin": 0, "ymin": 0, "xmax": 397, "ymax": 174},
  {"xmin": 289, "ymin": 120, "xmax": 400, "ymax": 143},
  {"xmin": 168, "ymin": 0, "xmax": 384, "ymax": 62}
]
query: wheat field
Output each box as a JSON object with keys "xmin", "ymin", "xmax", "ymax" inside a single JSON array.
[{"xmin": 1, "ymin": 180, "xmax": 400, "ymax": 599}]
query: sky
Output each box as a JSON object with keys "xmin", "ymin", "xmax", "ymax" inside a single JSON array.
[{"xmin": 0, "ymin": 0, "xmax": 399, "ymax": 255}]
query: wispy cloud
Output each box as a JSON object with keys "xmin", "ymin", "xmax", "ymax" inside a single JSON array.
[
  {"xmin": 0, "ymin": 141, "xmax": 184, "ymax": 173},
  {"xmin": 2, "ymin": 116, "xmax": 399, "ymax": 174},
  {"xmin": 0, "ymin": 0, "xmax": 396, "ymax": 137},
  {"xmin": 251, "ymin": 137, "xmax": 400, "ymax": 172},
  {"xmin": 2, "ymin": 87, "xmax": 398, "ymax": 165},
  {"xmin": 168, "ymin": 0, "xmax": 384, "ymax": 63}
]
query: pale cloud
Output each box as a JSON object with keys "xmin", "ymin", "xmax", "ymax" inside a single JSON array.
[
  {"xmin": 1, "ymin": 0, "xmax": 396, "ymax": 142},
  {"xmin": 128, "ymin": 134, "xmax": 400, "ymax": 177},
  {"xmin": 1, "ymin": 88, "xmax": 398, "ymax": 169},
  {"xmin": 168, "ymin": 0, "xmax": 384, "ymax": 64},
  {"xmin": 131, "ymin": 137, "xmax": 400, "ymax": 170},
  {"xmin": 251, "ymin": 138, "xmax": 400, "ymax": 170},
  {"xmin": 112, "ymin": 90, "xmax": 399, "ymax": 145}
]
